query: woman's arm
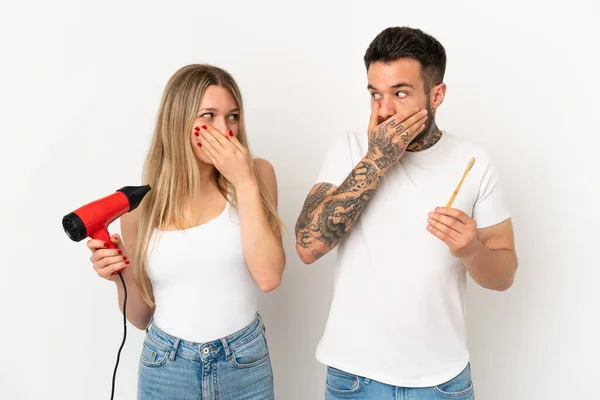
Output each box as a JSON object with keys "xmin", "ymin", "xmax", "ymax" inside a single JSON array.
[
  {"xmin": 110, "ymin": 209, "xmax": 154, "ymax": 329},
  {"xmin": 235, "ymin": 158, "xmax": 286, "ymax": 292},
  {"xmin": 196, "ymin": 126, "xmax": 286, "ymax": 292}
]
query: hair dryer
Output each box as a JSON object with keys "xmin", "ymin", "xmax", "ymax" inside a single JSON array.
[
  {"xmin": 62, "ymin": 184, "xmax": 150, "ymax": 400},
  {"xmin": 62, "ymin": 185, "xmax": 151, "ymax": 249}
]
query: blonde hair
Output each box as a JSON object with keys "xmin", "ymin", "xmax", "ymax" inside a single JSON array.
[{"xmin": 134, "ymin": 64, "xmax": 283, "ymax": 307}]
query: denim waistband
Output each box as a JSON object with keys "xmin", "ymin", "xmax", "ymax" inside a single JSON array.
[{"xmin": 145, "ymin": 313, "xmax": 265, "ymax": 361}]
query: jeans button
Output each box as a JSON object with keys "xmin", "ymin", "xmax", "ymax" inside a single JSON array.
[{"xmin": 202, "ymin": 347, "xmax": 209, "ymax": 354}]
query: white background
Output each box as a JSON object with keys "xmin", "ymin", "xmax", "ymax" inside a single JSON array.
[{"xmin": 1, "ymin": 0, "xmax": 598, "ymax": 399}]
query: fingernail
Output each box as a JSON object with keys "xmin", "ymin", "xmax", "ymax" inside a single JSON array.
[
  {"xmin": 421, "ymin": 109, "xmax": 428, "ymax": 115},
  {"xmin": 202, "ymin": 125, "xmax": 207, "ymax": 130},
  {"xmin": 123, "ymin": 256, "xmax": 128, "ymax": 261},
  {"xmin": 118, "ymin": 250, "xmax": 122, "ymax": 255},
  {"xmin": 197, "ymin": 142, "xmax": 202, "ymax": 147},
  {"xmin": 194, "ymin": 131, "xmax": 200, "ymax": 137},
  {"xmin": 125, "ymin": 261, "xmax": 130, "ymax": 265},
  {"xmin": 228, "ymin": 130, "xmax": 233, "ymax": 137},
  {"xmin": 104, "ymin": 243, "xmax": 109, "ymax": 248},
  {"xmin": 436, "ymin": 207, "xmax": 441, "ymax": 212},
  {"xmin": 194, "ymin": 126, "xmax": 200, "ymax": 131}
]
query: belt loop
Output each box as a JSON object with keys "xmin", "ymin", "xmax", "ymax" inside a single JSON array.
[
  {"xmin": 220, "ymin": 337, "xmax": 231, "ymax": 361},
  {"xmin": 256, "ymin": 312, "xmax": 262, "ymax": 327},
  {"xmin": 257, "ymin": 312, "xmax": 265, "ymax": 333},
  {"xmin": 169, "ymin": 338, "xmax": 180, "ymax": 361},
  {"xmin": 145, "ymin": 317, "xmax": 153, "ymax": 333}
]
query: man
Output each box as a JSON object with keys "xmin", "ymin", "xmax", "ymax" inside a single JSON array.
[{"xmin": 295, "ymin": 27, "xmax": 518, "ymax": 399}]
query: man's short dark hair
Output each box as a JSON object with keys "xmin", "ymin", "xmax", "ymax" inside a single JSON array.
[{"xmin": 364, "ymin": 27, "xmax": 447, "ymax": 91}]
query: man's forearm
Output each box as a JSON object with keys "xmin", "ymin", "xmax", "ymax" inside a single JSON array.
[
  {"xmin": 461, "ymin": 239, "xmax": 518, "ymax": 291},
  {"xmin": 295, "ymin": 156, "xmax": 382, "ymax": 263}
]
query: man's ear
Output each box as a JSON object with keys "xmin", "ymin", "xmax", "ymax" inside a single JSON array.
[{"xmin": 430, "ymin": 83, "xmax": 447, "ymax": 112}]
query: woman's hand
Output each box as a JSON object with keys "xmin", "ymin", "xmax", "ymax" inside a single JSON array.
[
  {"xmin": 87, "ymin": 233, "xmax": 130, "ymax": 280},
  {"xmin": 197, "ymin": 125, "xmax": 255, "ymax": 189}
]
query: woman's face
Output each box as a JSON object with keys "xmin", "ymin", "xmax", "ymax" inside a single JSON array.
[{"xmin": 190, "ymin": 84, "xmax": 240, "ymax": 165}]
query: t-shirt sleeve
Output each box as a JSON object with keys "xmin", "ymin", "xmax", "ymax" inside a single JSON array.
[
  {"xmin": 472, "ymin": 156, "xmax": 511, "ymax": 229},
  {"xmin": 314, "ymin": 131, "xmax": 356, "ymax": 187}
]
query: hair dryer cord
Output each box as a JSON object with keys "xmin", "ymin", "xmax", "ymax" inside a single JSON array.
[{"xmin": 110, "ymin": 272, "xmax": 128, "ymax": 400}]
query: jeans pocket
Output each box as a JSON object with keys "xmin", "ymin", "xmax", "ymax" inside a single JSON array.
[
  {"xmin": 231, "ymin": 331, "xmax": 270, "ymax": 369},
  {"xmin": 434, "ymin": 364, "xmax": 474, "ymax": 398},
  {"xmin": 140, "ymin": 337, "xmax": 169, "ymax": 367},
  {"xmin": 325, "ymin": 366, "xmax": 361, "ymax": 396}
]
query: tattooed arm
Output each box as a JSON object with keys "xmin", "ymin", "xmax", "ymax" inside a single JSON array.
[
  {"xmin": 295, "ymin": 160, "xmax": 381, "ymax": 263},
  {"xmin": 295, "ymin": 105, "xmax": 429, "ymax": 264}
]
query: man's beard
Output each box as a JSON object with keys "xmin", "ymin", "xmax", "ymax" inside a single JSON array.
[{"xmin": 407, "ymin": 96, "xmax": 441, "ymax": 152}]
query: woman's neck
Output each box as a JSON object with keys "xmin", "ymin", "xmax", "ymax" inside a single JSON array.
[{"xmin": 197, "ymin": 162, "xmax": 217, "ymax": 188}]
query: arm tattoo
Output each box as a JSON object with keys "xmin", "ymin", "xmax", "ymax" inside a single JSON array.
[
  {"xmin": 295, "ymin": 118, "xmax": 442, "ymax": 259},
  {"xmin": 311, "ymin": 189, "xmax": 374, "ymax": 248},
  {"xmin": 311, "ymin": 249, "xmax": 325, "ymax": 260},
  {"xmin": 295, "ymin": 183, "xmax": 334, "ymax": 244},
  {"xmin": 295, "ymin": 158, "xmax": 381, "ymax": 255},
  {"xmin": 336, "ymin": 161, "xmax": 378, "ymax": 193}
]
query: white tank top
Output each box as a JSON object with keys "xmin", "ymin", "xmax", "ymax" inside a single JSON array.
[{"xmin": 147, "ymin": 200, "xmax": 257, "ymax": 342}]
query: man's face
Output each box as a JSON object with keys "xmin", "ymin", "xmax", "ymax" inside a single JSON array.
[{"xmin": 367, "ymin": 59, "xmax": 436, "ymax": 129}]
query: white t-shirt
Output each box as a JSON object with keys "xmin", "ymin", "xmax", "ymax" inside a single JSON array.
[{"xmin": 314, "ymin": 130, "xmax": 511, "ymax": 387}]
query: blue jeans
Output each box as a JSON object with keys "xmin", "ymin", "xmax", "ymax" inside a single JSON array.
[
  {"xmin": 138, "ymin": 313, "xmax": 274, "ymax": 400},
  {"xmin": 325, "ymin": 363, "xmax": 474, "ymax": 399}
]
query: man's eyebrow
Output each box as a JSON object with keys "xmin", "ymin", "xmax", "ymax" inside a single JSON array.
[{"xmin": 367, "ymin": 82, "xmax": 416, "ymax": 90}]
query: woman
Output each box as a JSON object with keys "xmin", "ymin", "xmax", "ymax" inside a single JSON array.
[{"xmin": 87, "ymin": 64, "xmax": 285, "ymax": 399}]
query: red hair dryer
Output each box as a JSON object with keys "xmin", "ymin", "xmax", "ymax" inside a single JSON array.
[{"xmin": 62, "ymin": 185, "xmax": 151, "ymax": 248}]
